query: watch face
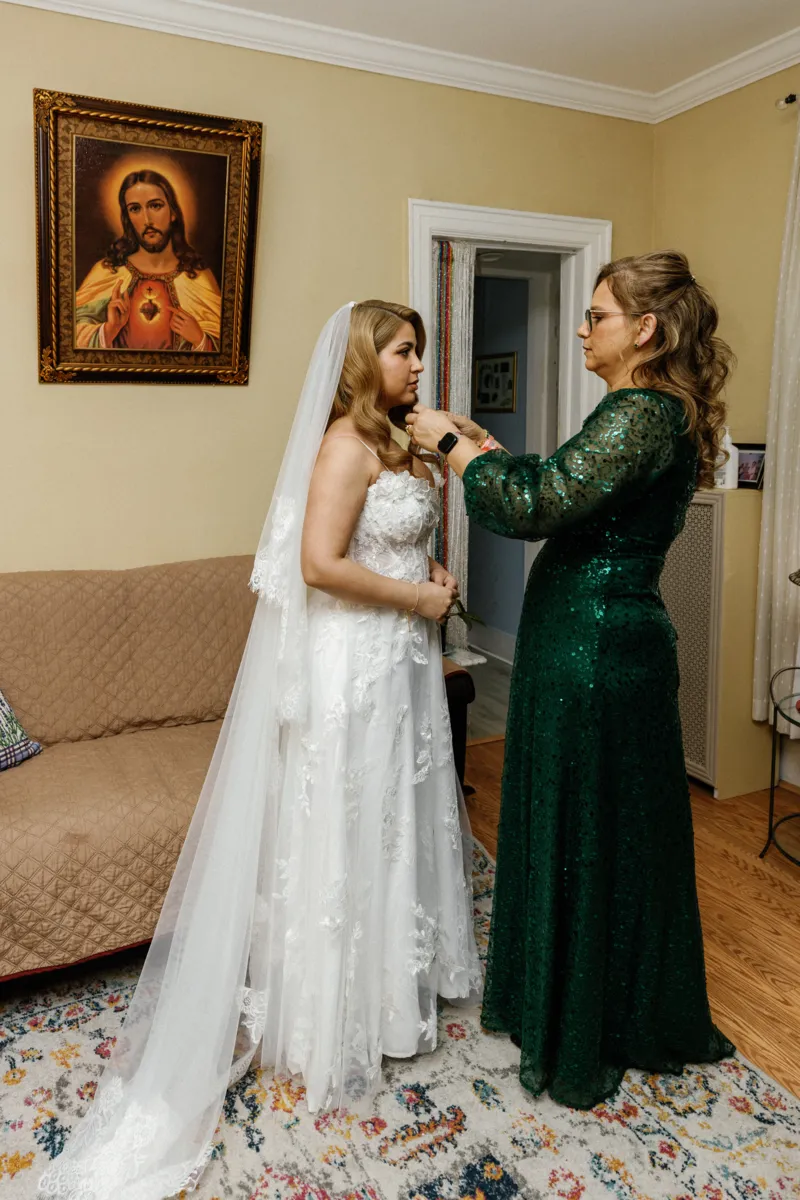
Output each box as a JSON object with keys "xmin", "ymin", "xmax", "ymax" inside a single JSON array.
[{"xmin": 438, "ymin": 432, "xmax": 459, "ymax": 455}]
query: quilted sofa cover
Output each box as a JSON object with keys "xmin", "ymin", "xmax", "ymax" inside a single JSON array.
[{"xmin": 0, "ymin": 556, "xmax": 256, "ymax": 980}]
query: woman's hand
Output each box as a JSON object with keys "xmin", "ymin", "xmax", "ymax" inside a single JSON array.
[
  {"xmin": 415, "ymin": 580, "xmax": 457, "ymax": 623},
  {"xmin": 405, "ymin": 405, "xmax": 459, "ymax": 453},
  {"xmin": 429, "ymin": 560, "xmax": 459, "ymax": 597},
  {"xmin": 449, "ymin": 413, "xmax": 488, "ymax": 444}
]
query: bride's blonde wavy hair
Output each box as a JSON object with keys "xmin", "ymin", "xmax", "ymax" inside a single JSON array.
[
  {"xmin": 596, "ymin": 251, "xmax": 734, "ymax": 489},
  {"xmin": 328, "ymin": 300, "xmax": 427, "ymax": 473}
]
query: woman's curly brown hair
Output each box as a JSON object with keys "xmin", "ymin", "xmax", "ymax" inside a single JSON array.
[{"xmin": 596, "ymin": 251, "xmax": 734, "ymax": 488}]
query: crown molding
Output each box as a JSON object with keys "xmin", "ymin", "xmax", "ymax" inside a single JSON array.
[
  {"xmin": 653, "ymin": 24, "xmax": 800, "ymax": 120},
  {"xmin": 7, "ymin": 0, "xmax": 800, "ymax": 124},
  {"xmin": 0, "ymin": 0, "xmax": 658, "ymax": 121}
]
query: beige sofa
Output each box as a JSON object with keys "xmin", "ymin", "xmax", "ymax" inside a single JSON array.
[
  {"xmin": 0, "ymin": 556, "xmax": 474, "ymax": 983},
  {"xmin": 0, "ymin": 556, "xmax": 256, "ymax": 981}
]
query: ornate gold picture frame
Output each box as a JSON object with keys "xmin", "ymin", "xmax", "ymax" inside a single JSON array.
[{"xmin": 34, "ymin": 89, "xmax": 262, "ymax": 385}]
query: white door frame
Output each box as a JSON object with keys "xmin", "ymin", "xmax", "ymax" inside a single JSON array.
[{"xmin": 408, "ymin": 199, "xmax": 612, "ymax": 442}]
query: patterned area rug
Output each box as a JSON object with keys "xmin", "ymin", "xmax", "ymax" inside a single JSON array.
[{"xmin": 2, "ymin": 843, "xmax": 799, "ymax": 1199}]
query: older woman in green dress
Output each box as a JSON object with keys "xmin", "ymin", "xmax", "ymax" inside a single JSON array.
[{"xmin": 406, "ymin": 250, "xmax": 735, "ymax": 1109}]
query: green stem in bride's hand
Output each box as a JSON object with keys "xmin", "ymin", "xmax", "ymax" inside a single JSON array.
[{"xmin": 444, "ymin": 598, "xmax": 485, "ymax": 634}]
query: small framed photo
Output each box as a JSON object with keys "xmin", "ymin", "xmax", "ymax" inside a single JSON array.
[
  {"xmin": 473, "ymin": 352, "xmax": 517, "ymax": 414},
  {"xmin": 34, "ymin": 88, "xmax": 262, "ymax": 385},
  {"xmin": 734, "ymin": 443, "xmax": 766, "ymax": 490}
]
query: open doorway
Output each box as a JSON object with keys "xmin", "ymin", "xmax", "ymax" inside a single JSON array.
[
  {"xmin": 467, "ymin": 249, "xmax": 562, "ymax": 740},
  {"xmin": 407, "ymin": 199, "xmax": 612, "ymax": 744}
]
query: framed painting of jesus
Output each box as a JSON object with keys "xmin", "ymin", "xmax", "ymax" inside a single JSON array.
[{"xmin": 34, "ymin": 89, "xmax": 262, "ymax": 385}]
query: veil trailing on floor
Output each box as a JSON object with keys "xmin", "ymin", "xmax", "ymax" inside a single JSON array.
[{"xmin": 38, "ymin": 304, "xmax": 355, "ymax": 1200}]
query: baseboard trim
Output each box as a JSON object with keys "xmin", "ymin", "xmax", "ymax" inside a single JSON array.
[{"xmin": 468, "ymin": 624, "xmax": 516, "ymax": 665}]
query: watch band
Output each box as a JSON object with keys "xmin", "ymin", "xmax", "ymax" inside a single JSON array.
[{"xmin": 437, "ymin": 431, "xmax": 460, "ymax": 456}]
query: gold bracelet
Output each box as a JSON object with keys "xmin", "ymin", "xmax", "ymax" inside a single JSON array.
[{"xmin": 406, "ymin": 582, "xmax": 420, "ymax": 628}]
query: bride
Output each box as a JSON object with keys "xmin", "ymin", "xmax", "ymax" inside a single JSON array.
[{"xmin": 39, "ymin": 300, "xmax": 482, "ymax": 1200}]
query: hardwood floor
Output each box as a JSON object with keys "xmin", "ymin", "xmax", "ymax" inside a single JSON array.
[
  {"xmin": 467, "ymin": 657, "xmax": 512, "ymax": 741},
  {"xmin": 463, "ymin": 738, "xmax": 505, "ymax": 859},
  {"xmin": 464, "ymin": 739, "xmax": 800, "ymax": 1098}
]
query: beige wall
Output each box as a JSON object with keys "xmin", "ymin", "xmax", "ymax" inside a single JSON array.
[
  {"xmin": 654, "ymin": 68, "xmax": 800, "ymax": 795},
  {"xmin": 714, "ymin": 489, "xmax": 772, "ymax": 799},
  {"xmin": 0, "ymin": 1, "xmax": 654, "ymax": 572},
  {"xmin": 654, "ymin": 67, "xmax": 800, "ymax": 440}
]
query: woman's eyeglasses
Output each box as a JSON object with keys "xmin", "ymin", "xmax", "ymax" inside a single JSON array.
[{"xmin": 584, "ymin": 309, "xmax": 646, "ymax": 332}]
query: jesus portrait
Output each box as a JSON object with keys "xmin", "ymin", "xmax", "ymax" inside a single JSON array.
[
  {"xmin": 37, "ymin": 91, "xmax": 260, "ymax": 384},
  {"xmin": 75, "ymin": 167, "xmax": 222, "ymax": 353}
]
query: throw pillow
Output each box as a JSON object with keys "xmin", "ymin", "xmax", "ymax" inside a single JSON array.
[{"xmin": 0, "ymin": 688, "xmax": 42, "ymax": 771}]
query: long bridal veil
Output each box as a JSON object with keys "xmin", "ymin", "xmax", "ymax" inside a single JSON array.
[{"xmin": 39, "ymin": 304, "xmax": 355, "ymax": 1200}]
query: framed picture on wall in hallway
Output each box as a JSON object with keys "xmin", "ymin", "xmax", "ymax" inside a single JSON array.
[
  {"xmin": 34, "ymin": 89, "xmax": 262, "ymax": 385},
  {"xmin": 473, "ymin": 352, "xmax": 518, "ymax": 413}
]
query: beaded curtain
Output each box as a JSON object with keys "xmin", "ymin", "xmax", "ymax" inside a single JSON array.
[{"xmin": 431, "ymin": 239, "xmax": 476, "ymax": 655}]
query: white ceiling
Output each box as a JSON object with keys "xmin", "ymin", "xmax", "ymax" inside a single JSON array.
[
  {"xmin": 208, "ymin": 0, "xmax": 800, "ymax": 94},
  {"xmin": 476, "ymin": 250, "xmax": 562, "ymax": 275},
  {"xmin": 10, "ymin": 0, "xmax": 800, "ymax": 121}
]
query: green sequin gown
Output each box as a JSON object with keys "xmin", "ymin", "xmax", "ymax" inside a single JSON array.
[{"xmin": 462, "ymin": 388, "xmax": 734, "ymax": 1109}]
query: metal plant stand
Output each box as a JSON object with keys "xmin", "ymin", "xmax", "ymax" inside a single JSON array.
[{"xmin": 759, "ymin": 665, "xmax": 800, "ymax": 866}]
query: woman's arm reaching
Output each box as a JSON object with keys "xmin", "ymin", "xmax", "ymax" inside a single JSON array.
[{"xmin": 461, "ymin": 392, "xmax": 677, "ymax": 541}]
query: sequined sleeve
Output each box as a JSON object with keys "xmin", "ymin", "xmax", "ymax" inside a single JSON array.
[{"xmin": 462, "ymin": 390, "xmax": 678, "ymax": 541}]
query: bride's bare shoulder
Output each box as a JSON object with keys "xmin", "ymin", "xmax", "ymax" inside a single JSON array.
[
  {"xmin": 316, "ymin": 421, "xmax": 380, "ymax": 483},
  {"xmin": 320, "ymin": 418, "xmax": 359, "ymax": 451}
]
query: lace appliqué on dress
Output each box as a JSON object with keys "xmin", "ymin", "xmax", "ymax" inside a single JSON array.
[
  {"xmin": 250, "ymin": 496, "xmax": 295, "ymax": 603},
  {"xmin": 37, "ymin": 1073, "xmax": 216, "ymax": 1200}
]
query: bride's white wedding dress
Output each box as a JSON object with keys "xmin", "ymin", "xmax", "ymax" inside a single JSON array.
[
  {"xmin": 39, "ymin": 305, "xmax": 481, "ymax": 1200},
  {"xmin": 259, "ymin": 445, "xmax": 482, "ymax": 1111}
]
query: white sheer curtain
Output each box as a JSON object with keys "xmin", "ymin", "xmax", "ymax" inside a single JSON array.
[
  {"xmin": 753, "ymin": 110, "xmax": 800, "ymax": 737},
  {"xmin": 431, "ymin": 239, "xmax": 482, "ymax": 663}
]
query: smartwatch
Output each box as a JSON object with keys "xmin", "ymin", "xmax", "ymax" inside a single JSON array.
[{"xmin": 437, "ymin": 431, "xmax": 460, "ymax": 456}]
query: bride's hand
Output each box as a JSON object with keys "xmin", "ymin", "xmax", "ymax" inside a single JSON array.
[
  {"xmin": 449, "ymin": 413, "xmax": 487, "ymax": 444},
  {"xmin": 415, "ymin": 581, "xmax": 458, "ymax": 623},
  {"xmin": 429, "ymin": 561, "xmax": 459, "ymax": 597}
]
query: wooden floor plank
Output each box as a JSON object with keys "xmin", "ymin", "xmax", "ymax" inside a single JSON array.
[{"xmin": 464, "ymin": 741, "xmax": 800, "ymax": 1097}]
